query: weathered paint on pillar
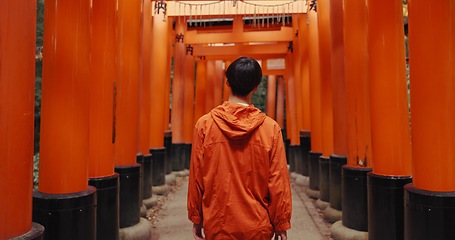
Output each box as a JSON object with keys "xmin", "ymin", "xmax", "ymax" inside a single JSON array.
[
  {"xmin": 340, "ymin": 0, "xmax": 372, "ymax": 232},
  {"xmin": 38, "ymin": 0, "xmax": 91, "ymax": 193},
  {"xmin": 150, "ymin": 14, "xmax": 169, "ymax": 148},
  {"xmin": 343, "ymin": 0, "xmax": 372, "ymax": 167},
  {"xmin": 194, "ymin": 58, "xmax": 208, "ymax": 122},
  {"xmin": 408, "ymin": 0, "xmax": 455, "ymax": 191},
  {"xmin": 266, "ymin": 75, "xmax": 277, "ymax": 119},
  {"xmin": 276, "ymin": 76, "xmax": 286, "ymax": 128},
  {"xmin": 299, "ymin": 13, "xmax": 311, "ymax": 131},
  {"xmin": 183, "ymin": 54, "xmax": 196, "ymax": 143},
  {"xmin": 330, "ymin": 0, "xmax": 347, "ymax": 156},
  {"xmin": 368, "ymin": 0, "xmax": 411, "ymax": 176},
  {"xmin": 308, "ymin": 10, "xmax": 323, "ymax": 153},
  {"xmin": 205, "ymin": 60, "xmax": 216, "ymax": 112},
  {"xmin": 89, "ymin": 0, "xmax": 117, "ymax": 177},
  {"xmin": 89, "ymin": 3, "xmax": 119, "ymax": 234},
  {"xmin": 318, "ymin": 0, "xmax": 334, "ymax": 158},
  {"xmin": 171, "ymin": 18, "xmax": 185, "ymax": 144},
  {"xmin": 0, "ymin": 1, "xmax": 36, "ymax": 238},
  {"xmin": 115, "ymin": 0, "xmax": 142, "ymax": 165}
]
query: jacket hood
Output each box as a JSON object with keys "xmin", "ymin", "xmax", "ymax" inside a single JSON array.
[{"xmin": 211, "ymin": 101, "xmax": 266, "ymax": 140}]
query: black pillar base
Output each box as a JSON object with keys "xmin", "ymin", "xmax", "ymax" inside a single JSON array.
[
  {"xmin": 319, "ymin": 156, "xmax": 330, "ymax": 202},
  {"xmin": 291, "ymin": 145, "xmax": 301, "ymax": 174},
  {"xmin": 299, "ymin": 130, "xmax": 311, "ymax": 176},
  {"xmin": 288, "ymin": 145, "xmax": 296, "ymax": 173},
  {"xmin": 296, "ymin": 145, "xmax": 303, "ymax": 175},
  {"xmin": 329, "ymin": 154, "xmax": 346, "ymax": 211},
  {"xmin": 285, "ymin": 138, "xmax": 290, "ymax": 165},
  {"xmin": 309, "ymin": 151, "xmax": 322, "ymax": 190},
  {"xmin": 404, "ymin": 183, "xmax": 455, "ymax": 240},
  {"xmin": 33, "ymin": 186, "xmax": 97, "ymax": 240},
  {"xmin": 368, "ymin": 173, "xmax": 411, "ymax": 240},
  {"xmin": 342, "ymin": 165, "xmax": 371, "ymax": 232},
  {"xmin": 171, "ymin": 143, "xmax": 185, "ymax": 171},
  {"xmin": 164, "ymin": 130, "xmax": 172, "ymax": 174},
  {"xmin": 13, "ymin": 222, "xmax": 45, "ymax": 240},
  {"xmin": 137, "ymin": 154, "xmax": 153, "ymax": 199},
  {"xmin": 89, "ymin": 173, "xmax": 120, "ymax": 240},
  {"xmin": 184, "ymin": 143, "xmax": 192, "ymax": 169},
  {"xmin": 115, "ymin": 164, "xmax": 141, "ymax": 228},
  {"xmin": 150, "ymin": 147, "xmax": 166, "ymax": 186}
]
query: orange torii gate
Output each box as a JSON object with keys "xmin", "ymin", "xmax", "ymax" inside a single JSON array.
[{"xmin": 8, "ymin": 1, "xmax": 455, "ymax": 240}]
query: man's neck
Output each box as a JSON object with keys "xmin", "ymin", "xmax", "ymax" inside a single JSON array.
[{"xmin": 228, "ymin": 95, "xmax": 251, "ymax": 106}]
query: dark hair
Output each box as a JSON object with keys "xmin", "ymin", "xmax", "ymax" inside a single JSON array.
[{"xmin": 226, "ymin": 57, "xmax": 262, "ymax": 97}]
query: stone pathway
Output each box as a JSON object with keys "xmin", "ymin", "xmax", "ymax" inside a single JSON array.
[{"xmin": 148, "ymin": 176, "xmax": 332, "ymax": 240}]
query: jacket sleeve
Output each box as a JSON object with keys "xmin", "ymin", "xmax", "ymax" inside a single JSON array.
[
  {"xmin": 267, "ymin": 128, "xmax": 292, "ymax": 231},
  {"xmin": 187, "ymin": 123, "xmax": 205, "ymax": 224}
]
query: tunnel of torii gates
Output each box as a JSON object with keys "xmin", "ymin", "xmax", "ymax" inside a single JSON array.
[{"xmin": 1, "ymin": 0, "xmax": 454, "ymax": 239}]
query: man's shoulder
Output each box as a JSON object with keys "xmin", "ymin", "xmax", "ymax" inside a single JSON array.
[
  {"xmin": 195, "ymin": 112, "xmax": 215, "ymax": 128},
  {"xmin": 262, "ymin": 115, "xmax": 281, "ymax": 128}
]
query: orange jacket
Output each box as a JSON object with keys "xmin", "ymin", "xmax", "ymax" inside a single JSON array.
[{"xmin": 187, "ymin": 101, "xmax": 292, "ymax": 239}]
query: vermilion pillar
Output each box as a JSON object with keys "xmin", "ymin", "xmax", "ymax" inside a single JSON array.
[
  {"xmin": 150, "ymin": 14, "xmax": 168, "ymax": 149},
  {"xmin": 88, "ymin": 0, "xmax": 119, "ymax": 238},
  {"xmin": 171, "ymin": 18, "xmax": 186, "ymax": 172},
  {"xmin": 0, "ymin": 1, "xmax": 43, "ymax": 239},
  {"xmin": 194, "ymin": 58, "xmax": 208, "ymax": 123},
  {"xmin": 114, "ymin": 0, "xmax": 143, "ymax": 229},
  {"xmin": 266, "ymin": 75, "xmax": 277, "ymax": 119},
  {"xmin": 285, "ymin": 53, "xmax": 298, "ymax": 174},
  {"xmin": 285, "ymin": 53, "xmax": 297, "ymax": 143},
  {"xmin": 405, "ymin": 1, "xmax": 455, "ymax": 239},
  {"xmin": 292, "ymin": 15, "xmax": 304, "ymax": 177},
  {"xmin": 164, "ymin": 20, "xmax": 173, "ymax": 177},
  {"xmin": 283, "ymin": 70, "xmax": 292, "ymax": 166},
  {"xmin": 183, "ymin": 55, "xmax": 196, "ymax": 142},
  {"xmin": 326, "ymin": 0, "xmax": 347, "ymax": 223},
  {"xmin": 205, "ymin": 60, "xmax": 216, "ymax": 112},
  {"xmin": 277, "ymin": 75, "xmax": 288, "ymax": 163},
  {"xmin": 276, "ymin": 76, "xmax": 285, "ymax": 128},
  {"xmin": 339, "ymin": 0, "xmax": 372, "ymax": 234},
  {"xmin": 329, "ymin": 0, "xmax": 348, "ymax": 167},
  {"xmin": 182, "ymin": 53, "xmax": 196, "ymax": 170},
  {"xmin": 163, "ymin": 18, "xmax": 173, "ymax": 132},
  {"xmin": 308, "ymin": 9, "xmax": 323, "ymax": 198},
  {"xmin": 367, "ymin": 1, "xmax": 412, "ymax": 239},
  {"xmin": 32, "ymin": 0, "xmax": 96, "ymax": 239},
  {"xmin": 299, "ymin": 14, "xmax": 311, "ymax": 131},
  {"xmin": 298, "ymin": 14, "xmax": 311, "ymax": 178},
  {"xmin": 317, "ymin": 0, "xmax": 334, "ymax": 208},
  {"xmin": 163, "ymin": 18, "xmax": 173, "ymax": 177},
  {"xmin": 214, "ymin": 60, "xmax": 225, "ymax": 105},
  {"xmin": 292, "ymin": 14, "xmax": 304, "ymax": 142},
  {"xmin": 149, "ymin": 14, "xmax": 169, "ymax": 190},
  {"xmin": 223, "ymin": 60, "xmax": 232, "ymax": 102},
  {"xmin": 137, "ymin": 0, "xmax": 153, "ymax": 204}
]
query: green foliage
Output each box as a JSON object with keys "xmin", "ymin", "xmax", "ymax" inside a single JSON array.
[
  {"xmin": 251, "ymin": 76, "xmax": 267, "ymax": 112},
  {"xmin": 36, "ymin": 0, "xmax": 44, "ymax": 46},
  {"xmin": 33, "ymin": 153, "xmax": 40, "ymax": 189},
  {"xmin": 35, "ymin": 0, "xmax": 44, "ymax": 154}
]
